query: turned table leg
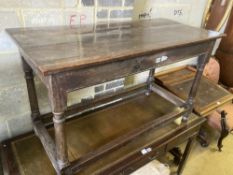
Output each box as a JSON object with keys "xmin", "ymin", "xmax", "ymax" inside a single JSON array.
[
  {"xmin": 21, "ymin": 56, "xmax": 40, "ymax": 121},
  {"xmin": 22, "ymin": 56, "xmax": 69, "ymax": 173},
  {"xmin": 48, "ymin": 80, "xmax": 69, "ymax": 171},
  {"xmin": 53, "ymin": 111, "xmax": 69, "ymax": 169},
  {"xmin": 183, "ymin": 47, "xmax": 213, "ymax": 121},
  {"xmin": 177, "ymin": 137, "xmax": 195, "ymax": 175}
]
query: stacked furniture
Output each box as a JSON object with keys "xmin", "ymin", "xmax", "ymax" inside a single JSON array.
[
  {"xmin": 1, "ymin": 19, "xmax": 222, "ymax": 175},
  {"xmin": 155, "ymin": 66, "xmax": 233, "ymax": 151}
]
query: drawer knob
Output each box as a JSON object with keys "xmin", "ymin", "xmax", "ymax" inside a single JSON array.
[
  {"xmin": 141, "ymin": 147, "xmax": 152, "ymax": 155},
  {"xmin": 155, "ymin": 56, "xmax": 168, "ymax": 63}
]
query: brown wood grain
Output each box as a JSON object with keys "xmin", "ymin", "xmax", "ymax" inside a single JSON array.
[{"xmin": 6, "ymin": 19, "xmax": 223, "ymax": 75}]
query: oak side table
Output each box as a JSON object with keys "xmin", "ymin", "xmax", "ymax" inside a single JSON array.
[{"xmin": 5, "ymin": 19, "xmax": 223, "ymax": 174}]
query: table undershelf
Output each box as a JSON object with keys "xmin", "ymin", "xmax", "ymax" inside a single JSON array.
[{"xmin": 1, "ymin": 84, "xmax": 190, "ymax": 175}]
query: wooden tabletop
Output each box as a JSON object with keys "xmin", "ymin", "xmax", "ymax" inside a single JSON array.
[{"xmin": 6, "ymin": 19, "xmax": 223, "ymax": 76}]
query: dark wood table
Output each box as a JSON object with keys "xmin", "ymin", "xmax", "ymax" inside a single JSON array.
[{"xmin": 4, "ymin": 19, "xmax": 223, "ymax": 174}]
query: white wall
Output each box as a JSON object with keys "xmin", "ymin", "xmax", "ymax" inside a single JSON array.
[
  {"xmin": 0, "ymin": 0, "xmax": 135, "ymax": 141},
  {"xmin": 132, "ymin": 0, "xmax": 208, "ymax": 74}
]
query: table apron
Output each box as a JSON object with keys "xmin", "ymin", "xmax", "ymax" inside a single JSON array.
[{"xmin": 52, "ymin": 41, "xmax": 212, "ymax": 93}]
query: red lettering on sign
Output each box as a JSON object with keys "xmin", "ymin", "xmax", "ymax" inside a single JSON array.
[
  {"xmin": 70, "ymin": 15, "xmax": 77, "ymax": 27},
  {"xmin": 80, "ymin": 14, "xmax": 86, "ymax": 25}
]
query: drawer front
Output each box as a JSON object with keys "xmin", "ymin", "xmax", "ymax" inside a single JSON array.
[
  {"xmin": 100, "ymin": 119, "xmax": 204, "ymax": 175},
  {"xmin": 55, "ymin": 42, "xmax": 212, "ymax": 92},
  {"xmin": 100, "ymin": 145, "xmax": 166, "ymax": 175},
  {"xmin": 55, "ymin": 55, "xmax": 156, "ymax": 92},
  {"xmin": 121, "ymin": 146, "xmax": 165, "ymax": 175},
  {"xmin": 155, "ymin": 41, "xmax": 211, "ymax": 67}
]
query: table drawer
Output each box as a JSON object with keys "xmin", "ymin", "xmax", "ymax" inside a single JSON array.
[
  {"xmin": 155, "ymin": 42, "xmax": 210, "ymax": 67},
  {"xmin": 98, "ymin": 116, "xmax": 205, "ymax": 175},
  {"xmin": 122, "ymin": 146, "xmax": 165, "ymax": 175},
  {"xmin": 101, "ymin": 145, "xmax": 166, "ymax": 175},
  {"xmin": 56, "ymin": 42, "xmax": 211, "ymax": 92}
]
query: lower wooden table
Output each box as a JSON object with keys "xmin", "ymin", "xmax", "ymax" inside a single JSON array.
[{"xmin": 1, "ymin": 111, "xmax": 204, "ymax": 175}]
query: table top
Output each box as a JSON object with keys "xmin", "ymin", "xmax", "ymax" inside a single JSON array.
[{"xmin": 6, "ymin": 19, "xmax": 223, "ymax": 76}]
